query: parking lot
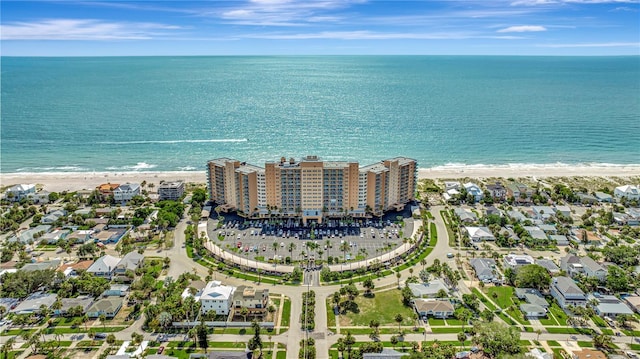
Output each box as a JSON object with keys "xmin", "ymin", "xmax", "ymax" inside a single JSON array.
[{"xmin": 207, "ymin": 215, "xmax": 414, "ymax": 264}]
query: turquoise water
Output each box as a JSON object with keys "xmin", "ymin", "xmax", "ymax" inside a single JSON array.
[{"xmin": 1, "ymin": 56, "xmax": 639, "ymax": 173}]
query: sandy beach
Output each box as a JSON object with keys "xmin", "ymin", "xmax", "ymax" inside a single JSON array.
[{"xmin": 1, "ymin": 165, "xmax": 639, "ymax": 193}]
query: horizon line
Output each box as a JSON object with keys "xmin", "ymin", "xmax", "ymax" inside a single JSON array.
[{"xmin": 2, "ymin": 54, "xmax": 639, "ymax": 58}]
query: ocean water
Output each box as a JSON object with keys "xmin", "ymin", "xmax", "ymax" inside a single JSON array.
[{"xmin": 1, "ymin": 56, "xmax": 639, "ymax": 174}]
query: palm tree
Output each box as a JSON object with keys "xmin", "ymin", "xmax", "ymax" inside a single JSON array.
[
  {"xmin": 420, "ymin": 259, "xmax": 427, "ymax": 272},
  {"xmin": 340, "ymin": 241, "xmax": 349, "ymax": 262},
  {"xmin": 99, "ymin": 313, "xmax": 107, "ymax": 330},
  {"xmin": 396, "ymin": 271, "xmax": 401, "ymax": 288},
  {"xmin": 394, "ymin": 313, "xmax": 404, "ymax": 334},
  {"xmin": 287, "ymin": 243, "xmax": 296, "ymax": 263},
  {"xmin": 457, "ymin": 332, "xmax": 466, "ymax": 350}
]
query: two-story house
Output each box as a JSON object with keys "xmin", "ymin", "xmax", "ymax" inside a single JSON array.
[
  {"xmin": 486, "ymin": 182, "xmax": 507, "ymax": 201},
  {"xmin": 5, "ymin": 184, "xmax": 36, "ymax": 202},
  {"xmin": 579, "ymin": 256, "xmax": 607, "ymax": 281},
  {"xmin": 113, "ymin": 183, "xmax": 141, "ymax": 203},
  {"xmin": 614, "ymin": 185, "xmax": 639, "ymax": 201},
  {"xmin": 550, "ymin": 276, "xmax": 586, "ymax": 309},
  {"xmin": 232, "ymin": 286, "xmax": 269, "ymax": 317},
  {"xmin": 506, "ymin": 182, "xmax": 533, "ymax": 203},
  {"xmin": 199, "ymin": 281, "xmax": 235, "ymax": 316},
  {"xmin": 463, "ymin": 182, "xmax": 484, "ymax": 202},
  {"xmin": 113, "ymin": 251, "xmax": 144, "ymax": 282}
]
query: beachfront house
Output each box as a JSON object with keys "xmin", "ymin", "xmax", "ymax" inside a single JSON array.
[
  {"xmin": 506, "ymin": 182, "xmax": 533, "ymax": 203},
  {"xmin": 96, "ymin": 183, "xmax": 120, "ymax": 201},
  {"xmin": 614, "ymin": 185, "xmax": 640, "ymax": 201},
  {"xmin": 4, "ymin": 184, "xmax": 36, "ymax": 202},
  {"xmin": 113, "ymin": 183, "xmax": 141, "ymax": 203},
  {"xmin": 550, "ymin": 276, "xmax": 586, "ymax": 309},
  {"xmin": 463, "ymin": 182, "xmax": 484, "ymax": 202},
  {"xmin": 486, "ymin": 182, "xmax": 507, "ymax": 201}
]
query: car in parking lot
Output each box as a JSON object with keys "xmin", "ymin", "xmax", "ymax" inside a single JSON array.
[
  {"xmin": 237, "ymin": 241, "xmax": 242, "ymax": 248},
  {"xmin": 158, "ymin": 346, "xmax": 165, "ymax": 354}
]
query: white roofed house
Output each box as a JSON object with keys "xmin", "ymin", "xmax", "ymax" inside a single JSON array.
[
  {"xmin": 199, "ymin": 281, "xmax": 236, "ymax": 316},
  {"xmin": 4, "ymin": 184, "xmax": 36, "ymax": 202},
  {"xmin": 87, "ymin": 255, "xmax": 122, "ymax": 280},
  {"xmin": 503, "ymin": 254, "xmax": 534, "ymax": 270},
  {"xmin": 408, "ymin": 279, "xmax": 449, "ymax": 298},
  {"xmin": 113, "ymin": 183, "xmax": 141, "ymax": 203},
  {"xmin": 464, "ymin": 226, "xmax": 496, "ymax": 242},
  {"xmin": 463, "ymin": 182, "xmax": 484, "ymax": 202},
  {"xmin": 614, "ymin": 185, "xmax": 639, "ymax": 201},
  {"xmin": 11, "ymin": 292, "xmax": 58, "ymax": 315}
]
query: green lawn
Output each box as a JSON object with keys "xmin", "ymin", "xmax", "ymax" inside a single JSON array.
[
  {"xmin": 209, "ymin": 342, "xmax": 248, "ymax": 349},
  {"xmin": 276, "ymin": 351, "xmax": 286, "ymax": 359},
  {"xmin": 428, "ymin": 318, "xmax": 445, "ymax": 326},
  {"xmin": 546, "ymin": 341, "xmax": 561, "ymax": 347},
  {"xmin": 326, "ymin": 300, "xmax": 336, "ymax": 327},
  {"xmin": 486, "ymin": 286, "xmax": 514, "ymax": 309},
  {"xmin": 472, "ymin": 288, "xmax": 497, "ymax": 311},
  {"xmin": 341, "ymin": 289, "xmax": 416, "ymax": 326},
  {"xmin": 505, "ymin": 306, "xmax": 530, "ymax": 325},
  {"xmin": 546, "ymin": 327, "xmax": 594, "ymax": 335},
  {"xmin": 281, "ymin": 298, "xmax": 291, "ymax": 327},
  {"xmin": 577, "ymin": 341, "xmax": 593, "ymax": 348},
  {"xmin": 547, "ymin": 303, "xmax": 568, "ymax": 326},
  {"xmin": 431, "ymin": 327, "xmax": 465, "ymax": 333},
  {"xmin": 590, "ymin": 315, "xmax": 607, "ymax": 328},
  {"xmin": 622, "ymin": 330, "xmax": 640, "ymax": 336}
]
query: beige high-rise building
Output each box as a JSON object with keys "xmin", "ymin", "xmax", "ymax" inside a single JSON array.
[{"xmin": 207, "ymin": 156, "xmax": 416, "ymax": 223}]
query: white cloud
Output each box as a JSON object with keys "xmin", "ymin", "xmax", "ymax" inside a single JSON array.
[
  {"xmin": 538, "ymin": 41, "xmax": 640, "ymax": 47},
  {"xmin": 241, "ymin": 30, "xmax": 523, "ymax": 40},
  {"xmin": 0, "ymin": 19, "xmax": 181, "ymax": 40},
  {"xmin": 497, "ymin": 25, "xmax": 547, "ymax": 32}
]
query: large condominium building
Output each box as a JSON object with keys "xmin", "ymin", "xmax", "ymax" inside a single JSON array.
[
  {"xmin": 207, "ymin": 156, "xmax": 416, "ymax": 223},
  {"xmin": 158, "ymin": 180, "xmax": 185, "ymax": 201}
]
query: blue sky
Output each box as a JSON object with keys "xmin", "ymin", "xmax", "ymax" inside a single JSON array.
[{"xmin": 1, "ymin": 0, "xmax": 639, "ymax": 56}]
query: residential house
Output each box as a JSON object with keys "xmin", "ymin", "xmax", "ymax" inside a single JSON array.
[
  {"xmin": 549, "ymin": 235, "xmax": 569, "ymax": 246},
  {"xmin": 463, "ymin": 182, "xmax": 484, "ymax": 202},
  {"xmin": 538, "ymin": 224, "xmax": 557, "ymax": 235},
  {"xmin": 444, "ymin": 181, "xmax": 461, "ymax": 191},
  {"xmin": 520, "ymin": 303, "xmax": 547, "ymax": 318},
  {"xmin": 515, "ymin": 288, "xmax": 549, "ymax": 310},
  {"xmin": 86, "ymin": 297, "xmax": 123, "ymax": 318},
  {"xmin": 486, "ymin": 182, "xmax": 507, "ymax": 201},
  {"xmin": 41, "ymin": 210, "xmax": 67, "ymax": 224},
  {"xmin": 531, "ymin": 206, "xmax": 556, "ymax": 221},
  {"xmin": 5, "ymin": 184, "xmax": 36, "ymax": 202},
  {"xmin": 555, "ymin": 206, "xmax": 571, "ymax": 218},
  {"xmin": 535, "ymin": 259, "xmax": 560, "ymax": 275},
  {"xmin": 96, "ymin": 183, "xmax": 120, "ymax": 201},
  {"xmin": 92, "ymin": 227, "xmax": 128, "ymax": 244},
  {"xmin": 577, "ymin": 193, "xmax": 598, "ymax": 205},
  {"xmin": 580, "ymin": 257, "xmax": 607, "ymax": 281},
  {"xmin": 158, "ymin": 180, "xmax": 185, "ymax": 201},
  {"xmin": 113, "ymin": 251, "xmax": 144, "ymax": 282},
  {"xmin": 40, "ymin": 229, "xmax": 70, "ymax": 244},
  {"xmin": 550, "ymin": 276, "xmax": 586, "ymax": 309},
  {"xmin": 413, "ymin": 299, "xmax": 454, "ymax": 318},
  {"xmin": 623, "ymin": 295, "xmax": 640, "ymax": 313},
  {"xmin": 20, "ymin": 259, "xmax": 61, "ymax": 272},
  {"xmin": 587, "ymin": 293, "xmax": 634, "ymax": 317},
  {"xmin": 464, "ymin": 227, "xmax": 495, "ymax": 242},
  {"xmin": 58, "ymin": 260, "xmax": 94, "ymax": 278},
  {"xmin": 66, "ymin": 230, "xmax": 94, "ymax": 244},
  {"xmin": 560, "ymin": 254, "xmax": 581, "ymax": 273},
  {"xmin": 8, "ymin": 225, "xmax": 52, "ymax": 244},
  {"xmin": 113, "ymin": 183, "xmax": 141, "ymax": 203},
  {"xmin": 87, "ymin": 255, "xmax": 122, "ymax": 279},
  {"xmin": 198, "ymin": 281, "xmax": 235, "ymax": 315},
  {"xmin": 232, "ymin": 286, "xmax": 269, "ymax": 316},
  {"xmin": 523, "ymin": 226, "xmax": 548, "ymax": 242},
  {"xmin": 526, "ymin": 348, "xmax": 553, "ymax": 359},
  {"xmin": 103, "ymin": 284, "xmax": 130, "ymax": 297},
  {"xmin": 443, "ymin": 188, "xmax": 460, "ymax": 202},
  {"xmin": 507, "ymin": 210, "xmax": 528, "ymax": 223},
  {"xmin": 469, "ymin": 258, "xmax": 499, "ymax": 283},
  {"xmin": 408, "ymin": 279, "xmax": 449, "ymax": 298},
  {"xmin": 454, "ymin": 208, "xmax": 477, "ymax": 224},
  {"xmin": 11, "ymin": 292, "xmax": 57, "ymax": 315},
  {"xmin": 54, "ymin": 296, "xmax": 93, "ymax": 316},
  {"xmin": 27, "ymin": 190, "xmax": 51, "ymax": 204},
  {"xmin": 614, "ymin": 185, "xmax": 640, "ymax": 201},
  {"xmin": 485, "ymin": 206, "xmax": 502, "ymax": 217},
  {"xmin": 594, "ymin": 192, "xmax": 613, "ymax": 203},
  {"xmin": 503, "ymin": 254, "xmax": 534, "ymax": 270},
  {"xmin": 506, "ymin": 183, "xmax": 533, "ymax": 203}
]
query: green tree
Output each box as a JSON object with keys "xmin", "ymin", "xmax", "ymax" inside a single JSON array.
[
  {"xmin": 592, "ymin": 334, "xmax": 613, "ymax": 350},
  {"xmin": 457, "ymin": 332, "xmax": 467, "ymax": 350},
  {"xmin": 363, "ymin": 277, "xmax": 375, "ymax": 296},
  {"xmin": 473, "ymin": 321, "xmax": 521, "ymax": 358},
  {"xmin": 197, "ymin": 320, "xmax": 209, "ymax": 352},
  {"xmin": 248, "ymin": 320, "xmax": 263, "ymax": 356},
  {"xmin": 394, "ymin": 313, "xmax": 404, "ymax": 333},
  {"xmin": 514, "ymin": 264, "xmax": 551, "ymax": 291},
  {"xmin": 606, "ymin": 266, "xmax": 630, "ymax": 292}
]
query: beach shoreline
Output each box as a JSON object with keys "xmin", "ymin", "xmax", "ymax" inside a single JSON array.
[{"xmin": 1, "ymin": 164, "xmax": 639, "ymax": 193}]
